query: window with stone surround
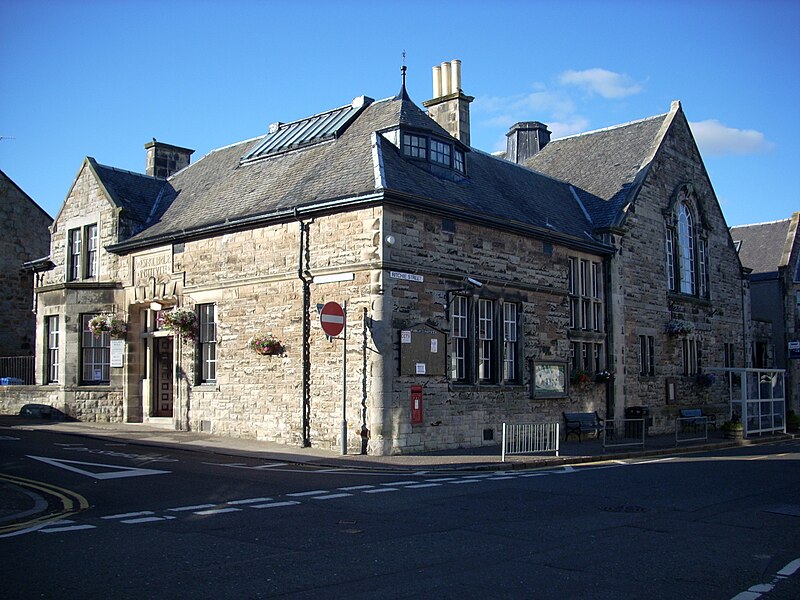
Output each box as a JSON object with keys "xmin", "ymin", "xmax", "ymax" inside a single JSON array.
[
  {"xmin": 682, "ymin": 337, "xmax": 701, "ymax": 376},
  {"xmin": 67, "ymin": 223, "xmax": 99, "ymax": 281},
  {"xmin": 198, "ymin": 303, "xmax": 217, "ymax": 383},
  {"xmin": 639, "ymin": 334, "xmax": 655, "ymax": 376},
  {"xmin": 81, "ymin": 314, "xmax": 110, "ymax": 384},
  {"xmin": 46, "ymin": 315, "xmax": 59, "ymax": 384},
  {"xmin": 451, "ymin": 296, "xmax": 519, "ymax": 385},
  {"xmin": 666, "ymin": 188, "xmax": 709, "ymax": 299},
  {"xmin": 568, "ymin": 257, "xmax": 603, "ymax": 332}
]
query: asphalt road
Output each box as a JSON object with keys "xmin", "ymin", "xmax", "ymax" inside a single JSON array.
[{"xmin": 1, "ymin": 428, "xmax": 799, "ymax": 599}]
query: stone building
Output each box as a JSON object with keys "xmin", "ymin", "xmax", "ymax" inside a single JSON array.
[
  {"xmin": 730, "ymin": 213, "xmax": 800, "ymax": 412},
  {"xmin": 3, "ymin": 62, "xmax": 750, "ymax": 454},
  {"xmin": 0, "ymin": 170, "xmax": 52, "ymax": 358}
]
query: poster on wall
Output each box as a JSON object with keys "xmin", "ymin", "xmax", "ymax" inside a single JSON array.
[{"xmin": 110, "ymin": 339, "xmax": 125, "ymax": 368}]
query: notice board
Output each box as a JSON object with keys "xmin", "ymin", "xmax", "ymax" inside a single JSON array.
[{"xmin": 399, "ymin": 324, "xmax": 447, "ymax": 376}]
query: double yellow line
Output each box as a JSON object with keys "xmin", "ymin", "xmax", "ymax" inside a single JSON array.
[{"xmin": 0, "ymin": 473, "xmax": 89, "ymax": 536}]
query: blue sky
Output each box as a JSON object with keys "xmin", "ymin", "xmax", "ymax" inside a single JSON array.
[{"xmin": 1, "ymin": 0, "xmax": 797, "ymax": 227}]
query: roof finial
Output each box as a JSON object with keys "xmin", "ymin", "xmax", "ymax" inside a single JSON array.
[{"xmin": 396, "ymin": 50, "xmax": 410, "ymax": 101}]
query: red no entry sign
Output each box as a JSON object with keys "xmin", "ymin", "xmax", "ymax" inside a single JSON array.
[{"xmin": 320, "ymin": 302, "xmax": 345, "ymax": 337}]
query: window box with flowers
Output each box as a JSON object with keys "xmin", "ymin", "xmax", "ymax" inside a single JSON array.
[
  {"xmin": 665, "ymin": 319, "xmax": 694, "ymax": 336},
  {"xmin": 159, "ymin": 307, "xmax": 197, "ymax": 341},
  {"xmin": 88, "ymin": 313, "xmax": 127, "ymax": 339},
  {"xmin": 248, "ymin": 334, "xmax": 285, "ymax": 356},
  {"xmin": 570, "ymin": 369, "xmax": 593, "ymax": 386}
]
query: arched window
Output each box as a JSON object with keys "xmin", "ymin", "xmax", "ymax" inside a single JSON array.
[
  {"xmin": 665, "ymin": 189, "xmax": 709, "ymax": 298},
  {"xmin": 677, "ymin": 202, "xmax": 696, "ymax": 294}
]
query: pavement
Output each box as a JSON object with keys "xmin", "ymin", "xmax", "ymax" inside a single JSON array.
[{"xmin": 1, "ymin": 414, "xmax": 795, "ymax": 533}]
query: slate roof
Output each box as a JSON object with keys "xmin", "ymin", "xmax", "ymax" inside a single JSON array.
[
  {"xmin": 114, "ymin": 91, "xmax": 601, "ymax": 252},
  {"xmin": 525, "ymin": 113, "xmax": 669, "ymax": 228},
  {"xmin": 730, "ymin": 218, "xmax": 793, "ymax": 275},
  {"xmin": 90, "ymin": 159, "xmax": 169, "ymax": 224}
]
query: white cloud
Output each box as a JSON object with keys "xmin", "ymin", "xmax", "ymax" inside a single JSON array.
[
  {"xmin": 558, "ymin": 68, "xmax": 642, "ymax": 99},
  {"xmin": 689, "ymin": 120, "xmax": 774, "ymax": 156}
]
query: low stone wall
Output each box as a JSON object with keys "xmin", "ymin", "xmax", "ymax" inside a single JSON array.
[{"xmin": 0, "ymin": 385, "xmax": 123, "ymax": 422}]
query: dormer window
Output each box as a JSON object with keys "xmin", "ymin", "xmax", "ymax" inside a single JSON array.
[
  {"xmin": 400, "ymin": 130, "xmax": 467, "ymax": 176},
  {"xmin": 402, "ymin": 133, "xmax": 427, "ymax": 159},
  {"xmin": 454, "ymin": 148, "xmax": 465, "ymax": 174},
  {"xmin": 430, "ymin": 139, "xmax": 451, "ymax": 166}
]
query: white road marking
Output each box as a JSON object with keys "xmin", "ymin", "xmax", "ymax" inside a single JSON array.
[
  {"xmin": 39, "ymin": 524, "xmax": 96, "ymax": 533},
  {"xmin": 193, "ymin": 507, "xmax": 242, "ymax": 515},
  {"xmin": 168, "ymin": 504, "xmax": 216, "ymax": 512},
  {"xmin": 226, "ymin": 497, "xmax": 272, "ymax": 505},
  {"xmin": 250, "ymin": 463, "xmax": 289, "ymax": 469},
  {"xmin": 0, "ymin": 435, "xmax": 20, "ymax": 440},
  {"xmin": 363, "ymin": 488, "xmax": 397, "ymax": 494},
  {"xmin": 312, "ymin": 493, "xmax": 353, "ymax": 500},
  {"xmin": 338, "ymin": 485, "xmax": 375, "ymax": 491},
  {"xmin": 287, "ymin": 490, "xmax": 329, "ymax": 497},
  {"xmin": 102, "ymin": 511, "xmax": 155, "ymax": 520},
  {"xmin": 448, "ymin": 479, "xmax": 482, "ymax": 484},
  {"xmin": 251, "ymin": 501, "xmax": 301, "ymax": 509},
  {"xmin": 121, "ymin": 516, "xmax": 177, "ymax": 524},
  {"xmin": 380, "ymin": 481, "xmax": 417, "ymax": 486},
  {"xmin": 730, "ymin": 556, "xmax": 800, "ymax": 600},
  {"xmin": 777, "ymin": 558, "xmax": 800, "ymax": 577},
  {"xmin": 28, "ymin": 455, "xmax": 170, "ymax": 480},
  {"xmin": 406, "ymin": 483, "xmax": 442, "ymax": 489}
]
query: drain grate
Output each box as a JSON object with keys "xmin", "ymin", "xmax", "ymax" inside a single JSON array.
[{"xmin": 601, "ymin": 505, "xmax": 648, "ymax": 513}]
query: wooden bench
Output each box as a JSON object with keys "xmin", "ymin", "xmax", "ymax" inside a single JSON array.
[
  {"xmin": 563, "ymin": 411, "xmax": 604, "ymax": 442},
  {"xmin": 679, "ymin": 408, "xmax": 717, "ymax": 431}
]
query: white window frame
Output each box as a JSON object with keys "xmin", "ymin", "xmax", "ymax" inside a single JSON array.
[
  {"xmin": 451, "ymin": 295, "xmax": 469, "ymax": 382},
  {"xmin": 81, "ymin": 314, "xmax": 110, "ymax": 384},
  {"xmin": 198, "ymin": 303, "xmax": 217, "ymax": 383},
  {"xmin": 46, "ymin": 315, "xmax": 59, "ymax": 384}
]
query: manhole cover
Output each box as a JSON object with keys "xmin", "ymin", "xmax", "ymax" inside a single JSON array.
[{"xmin": 601, "ymin": 505, "xmax": 648, "ymax": 513}]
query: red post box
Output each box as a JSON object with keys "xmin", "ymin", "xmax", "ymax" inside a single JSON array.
[{"xmin": 411, "ymin": 385, "xmax": 423, "ymax": 424}]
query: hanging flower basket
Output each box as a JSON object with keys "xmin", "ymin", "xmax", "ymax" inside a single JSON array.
[
  {"xmin": 87, "ymin": 313, "xmax": 127, "ymax": 338},
  {"xmin": 595, "ymin": 370, "xmax": 614, "ymax": 383},
  {"xmin": 159, "ymin": 307, "xmax": 197, "ymax": 341},
  {"xmin": 570, "ymin": 369, "xmax": 593, "ymax": 385},
  {"xmin": 248, "ymin": 334, "xmax": 285, "ymax": 356},
  {"xmin": 665, "ymin": 319, "xmax": 694, "ymax": 336}
]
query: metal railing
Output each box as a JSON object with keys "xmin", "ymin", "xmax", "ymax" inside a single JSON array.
[
  {"xmin": 603, "ymin": 418, "xmax": 646, "ymax": 450},
  {"xmin": 501, "ymin": 422, "xmax": 560, "ymax": 461},
  {"xmin": 0, "ymin": 356, "xmax": 35, "ymax": 385},
  {"xmin": 675, "ymin": 416, "xmax": 709, "ymax": 445}
]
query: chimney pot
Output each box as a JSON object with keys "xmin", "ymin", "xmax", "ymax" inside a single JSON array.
[
  {"xmin": 432, "ymin": 65, "xmax": 442, "ymax": 98},
  {"xmin": 451, "ymin": 60, "xmax": 461, "ymax": 93},
  {"xmin": 440, "ymin": 62, "xmax": 451, "ymax": 97}
]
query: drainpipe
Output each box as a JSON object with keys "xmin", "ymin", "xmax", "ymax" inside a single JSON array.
[{"xmin": 297, "ymin": 215, "xmax": 311, "ymax": 447}]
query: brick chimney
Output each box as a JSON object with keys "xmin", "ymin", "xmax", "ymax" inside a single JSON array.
[
  {"xmin": 505, "ymin": 121, "xmax": 551, "ymax": 164},
  {"xmin": 144, "ymin": 140, "xmax": 194, "ymax": 178},
  {"xmin": 423, "ymin": 60, "xmax": 474, "ymax": 146}
]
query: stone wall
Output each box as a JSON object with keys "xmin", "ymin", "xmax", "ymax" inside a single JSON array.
[
  {"xmin": 0, "ymin": 172, "xmax": 52, "ymax": 356},
  {"xmin": 375, "ymin": 206, "xmax": 607, "ymax": 454},
  {"xmin": 0, "ymin": 385, "xmax": 122, "ymax": 421},
  {"xmin": 612, "ymin": 113, "xmax": 747, "ymax": 431}
]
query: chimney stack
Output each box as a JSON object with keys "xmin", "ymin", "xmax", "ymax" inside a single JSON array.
[
  {"xmin": 145, "ymin": 140, "xmax": 195, "ymax": 179},
  {"xmin": 423, "ymin": 59, "xmax": 474, "ymax": 146},
  {"xmin": 505, "ymin": 121, "xmax": 551, "ymax": 164}
]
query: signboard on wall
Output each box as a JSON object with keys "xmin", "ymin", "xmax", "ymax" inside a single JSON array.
[
  {"xmin": 399, "ymin": 324, "xmax": 446, "ymax": 376},
  {"xmin": 110, "ymin": 340, "xmax": 125, "ymax": 368},
  {"xmin": 789, "ymin": 340, "xmax": 800, "ymax": 360}
]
